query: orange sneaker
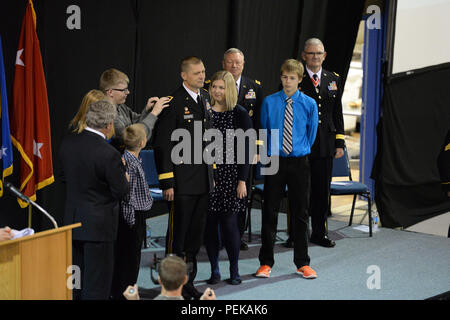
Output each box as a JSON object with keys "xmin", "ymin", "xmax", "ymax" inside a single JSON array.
[
  {"xmin": 255, "ymin": 265, "xmax": 271, "ymax": 278},
  {"xmin": 296, "ymin": 266, "xmax": 317, "ymax": 279}
]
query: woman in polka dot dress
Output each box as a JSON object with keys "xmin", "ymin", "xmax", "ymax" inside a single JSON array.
[{"xmin": 204, "ymin": 70, "xmax": 253, "ymax": 285}]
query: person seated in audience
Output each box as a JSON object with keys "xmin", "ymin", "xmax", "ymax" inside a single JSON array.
[
  {"xmin": 122, "ymin": 255, "xmax": 216, "ymax": 300},
  {"xmin": 0, "ymin": 227, "xmax": 12, "ymax": 242}
]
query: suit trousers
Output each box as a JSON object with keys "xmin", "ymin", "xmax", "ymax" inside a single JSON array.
[
  {"xmin": 72, "ymin": 240, "xmax": 115, "ymax": 300},
  {"xmin": 110, "ymin": 211, "xmax": 146, "ymax": 300},
  {"xmin": 166, "ymin": 193, "xmax": 209, "ymax": 283},
  {"xmin": 258, "ymin": 156, "xmax": 311, "ymax": 269},
  {"xmin": 309, "ymin": 157, "xmax": 333, "ymax": 238}
]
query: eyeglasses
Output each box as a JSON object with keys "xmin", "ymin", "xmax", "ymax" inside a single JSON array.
[
  {"xmin": 111, "ymin": 88, "xmax": 130, "ymax": 93},
  {"xmin": 304, "ymin": 52, "xmax": 324, "ymax": 57}
]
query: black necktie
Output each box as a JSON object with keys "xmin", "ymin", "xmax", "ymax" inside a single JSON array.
[{"xmin": 197, "ymin": 95, "xmax": 203, "ymax": 107}]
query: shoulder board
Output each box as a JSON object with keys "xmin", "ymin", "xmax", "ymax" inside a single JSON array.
[
  {"xmin": 333, "ymin": 72, "xmax": 339, "ymax": 77},
  {"xmin": 204, "ymin": 79, "xmax": 211, "ymax": 84},
  {"xmin": 255, "ymin": 80, "xmax": 261, "ymax": 85},
  {"xmin": 202, "ymin": 88, "xmax": 209, "ymax": 92}
]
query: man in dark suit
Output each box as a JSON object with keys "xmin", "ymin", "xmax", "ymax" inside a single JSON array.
[
  {"xmin": 153, "ymin": 56, "xmax": 214, "ymax": 300},
  {"xmin": 218, "ymin": 48, "xmax": 263, "ymax": 250},
  {"xmin": 59, "ymin": 100, "xmax": 129, "ymax": 299},
  {"xmin": 299, "ymin": 38, "xmax": 345, "ymax": 248}
]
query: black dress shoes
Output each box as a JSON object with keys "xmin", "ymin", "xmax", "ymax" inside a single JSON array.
[
  {"xmin": 206, "ymin": 275, "xmax": 221, "ymax": 285},
  {"xmin": 227, "ymin": 278, "xmax": 242, "ymax": 285},
  {"xmin": 310, "ymin": 236, "xmax": 336, "ymax": 248},
  {"xmin": 240, "ymin": 240, "xmax": 249, "ymax": 251},
  {"xmin": 182, "ymin": 283, "xmax": 203, "ymax": 300}
]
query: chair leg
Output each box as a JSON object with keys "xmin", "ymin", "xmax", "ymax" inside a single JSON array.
[
  {"xmin": 349, "ymin": 195, "xmax": 357, "ymax": 226},
  {"xmin": 367, "ymin": 194, "xmax": 372, "ymax": 237}
]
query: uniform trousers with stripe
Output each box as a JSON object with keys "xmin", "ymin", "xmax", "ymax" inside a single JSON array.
[
  {"xmin": 166, "ymin": 193, "xmax": 209, "ymax": 283},
  {"xmin": 258, "ymin": 156, "xmax": 311, "ymax": 269},
  {"xmin": 309, "ymin": 157, "xmax": 333, "ymax": 239}
]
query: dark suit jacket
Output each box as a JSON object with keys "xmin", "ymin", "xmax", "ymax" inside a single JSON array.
[
  {"xmin": 300, "ymin": 69, "xmax": 345, "ymax": 159},
  {"xmin": 153, "ymin": 85, "xmax": 214, "ymax": 195},
  {"xmin": 58, "ymin": 130, "xmax": 129, "ymax": 242}
]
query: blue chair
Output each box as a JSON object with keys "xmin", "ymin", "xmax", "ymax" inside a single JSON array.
[
  {"xmin": 330, "ymin": 147, "xmax": 373, "ymax": 237},
  {"xmin": 139, "ymin": 149, "xmax": 164, "ymax": 202},
  {"xmin": 139, "ymin": 149, "xmax": 166, "ymax": 247}
]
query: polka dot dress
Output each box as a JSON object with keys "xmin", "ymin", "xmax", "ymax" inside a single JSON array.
[{"xmin": 209, "ymin": 108, "xmax": 246, "ymax": 215}]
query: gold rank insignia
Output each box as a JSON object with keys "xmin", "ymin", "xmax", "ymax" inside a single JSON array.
[
  {"xmin": 167, "ymin": 96, "xmax": 174, "ymax": 102},
  {"xmin": 249, "ymin": 110, "xmax": 254, "ymax": 117},
  {"xmin": 205, "ymin": 79, "xmax": 211, "ymax": 84},
  {"xmin": 255, "ymin": 80, "xmax": 261, "ymax": 85},
  {"xmin": 333, "ymin": 72, "xmax": 339, "ymax": 77}
]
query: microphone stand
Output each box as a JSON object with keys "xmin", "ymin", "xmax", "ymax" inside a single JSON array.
[{"xmin": 26, "ymin": 197, "xmax": 59, "ymax": 229}]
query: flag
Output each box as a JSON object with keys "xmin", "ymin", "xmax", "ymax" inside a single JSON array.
[
  {"xmin": 0, "ymin": 35, "xmax": 13, "ymax": 197},
  {"xmin": 10, "ymin": 0, "xmax": 54, "ymax": 207}
]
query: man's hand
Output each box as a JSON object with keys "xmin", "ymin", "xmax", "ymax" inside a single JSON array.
[
  {"xmin": 145, "ymin": 97, "xmax": 159, "ymax": 112},
  {"xmin": 163, "ymin": 188, "xmax": 174, "ymax": 201},
  {"xmin": 123, "ymin": 284, "xmax": 140, "ymax": 300},
  {"xmin": 335, "ymin": 148, "xmax": 344, "ymax": 159},
  {"xmin": 200, "ymin": 287, "xmax": 216, "ymax": 300},
  {"xmin": 150, "ymin": 97, "xmax": 171, "ymax": 117}
]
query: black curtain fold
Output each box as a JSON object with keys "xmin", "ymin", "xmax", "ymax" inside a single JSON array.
[{"xmin": 373, "ymin": 65, "xmax": 450, "ymax": 228}]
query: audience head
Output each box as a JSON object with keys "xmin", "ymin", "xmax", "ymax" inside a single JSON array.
[
  {"xmin": 209, "ymin": 70, "xmax": 237, "ymax": 111},
  {"xmin": 69, "ymin": 89, "xmax": 106, "ymax": 133},
  {"xmin": 157, "ymin": 255, "xmax": 188, "ymax": 291},
  {"xmin": 222, "ymin": 48, "xmax": 245, "ymax": 81},
  {"xmin": 99, "ymin": 68, "xmax": 130, "ymax": 105},
  {"xmin": 180, "ymin": 56, "xmax": 206, "ymax": 92},
  {"xmin": 122, "ymin": 123, "xmax": 147, "ymax": 152}
]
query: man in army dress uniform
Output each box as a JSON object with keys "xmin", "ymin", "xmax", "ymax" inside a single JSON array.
[
  {"xmin": 153, "ymin": 56, "xmax": 214, "ymax": 299},
  {"xmin": 300, "ymin": 38, "xmax": 345, "ymax": 248}
]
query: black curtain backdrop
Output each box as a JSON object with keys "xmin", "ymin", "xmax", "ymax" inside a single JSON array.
[
  {"xmin": 0, "ymin": 0, "xmax": 364, "ymax": 231},
  {"xmin": 373, "ymin": 64, "xmax": 450, "ymax": 228}
]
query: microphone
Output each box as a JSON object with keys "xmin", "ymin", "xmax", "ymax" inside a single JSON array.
[
  {"xmin": 5, "ymin": 182, "xmax": 30, "ymax": 203},
  {"xmin": 4, "ymin": 182, "xmax": 58, "ymax": 228}
]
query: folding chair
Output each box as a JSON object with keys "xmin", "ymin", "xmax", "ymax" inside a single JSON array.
[
  {"xmin": 139, "ymin": 149, "xmax": 166, "ymax": 248},
  {"xmin": 246, "ymin": 162, "xmax": 289, "ymax": 242},
  {"xmin": 330, "ymin": 147, "xmax": 373, "ymax": 237}
]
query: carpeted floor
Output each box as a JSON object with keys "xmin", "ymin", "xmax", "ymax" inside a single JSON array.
[{"xmin": 137, "ymin": 209, "xmax": 450, "ymax": 300}]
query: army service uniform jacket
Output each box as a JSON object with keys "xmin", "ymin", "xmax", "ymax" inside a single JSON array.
[
  {"xmin": 153, "ymin": 86, "xmax": 214, "ymax": 195},
  {"xmin": 300, "ymin": 69, "xmax": 345, "ymax": 159}
]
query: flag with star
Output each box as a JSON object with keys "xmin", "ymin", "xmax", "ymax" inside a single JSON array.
[
  {"xmin": 0, "ymin": 35, "xmax": 13, "ymax": 198},
  {"xmin": 10, "ymin": 0, "xmax": 54, "ymax": 207}
]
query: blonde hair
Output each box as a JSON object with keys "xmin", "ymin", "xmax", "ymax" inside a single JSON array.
[
  {"xmin": 209, "ymin": 70, "xmax": 237, "ymax": 111},
  {"xmin": 122, "ymin": 124, "xmax": 147, "ymax": 151},
  {"xmin": 69, "ymin": 89, "xmax": 106, "ymax": 133},
  {"xmin": 280, "ymin": 59, "xmax": 304, "ymax": 79},
  {"xmin": 99, "ymin": 68, "xmax": 129, "ymax": 92}
]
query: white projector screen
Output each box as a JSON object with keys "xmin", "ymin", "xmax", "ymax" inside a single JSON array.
[{"xmin": 392, "ymin": 0, "xmax": 450, "ymax": 74}]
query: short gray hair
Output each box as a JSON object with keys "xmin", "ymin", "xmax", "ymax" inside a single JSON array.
[
  {"xmin": 223, "ymin": 48, "xmax": 245, "ymax": 61},
  {"xmin": 304, "ymin": 38, "xmax": 325, "ymax": 51},
  {"xmin": 85, "ymin": 100, "xmax": 117, "ymax": 130}
]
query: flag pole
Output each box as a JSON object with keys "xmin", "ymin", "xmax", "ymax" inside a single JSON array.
[{"xmin": 28, "ymin": 204, "xmax": 32, "ymax": 228}]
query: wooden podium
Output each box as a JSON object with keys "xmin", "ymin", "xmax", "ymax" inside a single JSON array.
[{"xmin": 0, "ymin": 223, "xmax": 81, "ymax": 300}]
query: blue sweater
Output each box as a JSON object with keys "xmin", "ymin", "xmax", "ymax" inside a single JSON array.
[{"xmin": 260, "ymin": 89, "xmax": 318, "ymax": 157}]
